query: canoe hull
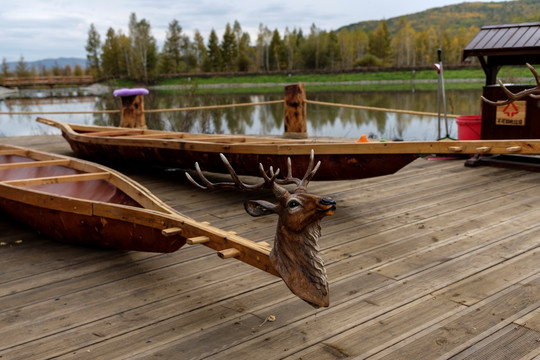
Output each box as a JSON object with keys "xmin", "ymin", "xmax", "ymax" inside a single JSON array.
[
  {"xmin": 0, "ymin": 196, "xmax": 186, "ymax": 252},
  {"xmin": 66, "ymin": 137, "xmax": 417, "ymax": 181}
]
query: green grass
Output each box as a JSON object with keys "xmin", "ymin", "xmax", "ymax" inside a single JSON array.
[
  {"xmin": 151, "ymin": 81, "xmax": 486, "ymax": 96},
  {"xmin": 106, "ymin": 66, "xmax": 534, "ymax": 95},
  {"xmin": 104, "ymin": 78, "xmax": 136, "ymax": 88},
  {"xmin": 155, "ymin": 68, "xmax": 487, "ymax": 86},
  {"xmin": 305, "ymin": 81, "xmax": 484, "ymax": 93}
]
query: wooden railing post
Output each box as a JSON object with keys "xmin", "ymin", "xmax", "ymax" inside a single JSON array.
[
  {"xmin": 113, "ymin": 88, "xmax": 149, "ymax": 128},
  {"xmin": 283, "ymin": 83, "xmax": 308, "ymax": 138}
]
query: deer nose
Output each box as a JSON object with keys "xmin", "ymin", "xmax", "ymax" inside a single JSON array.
[{"xmin": 319, "ymin": 198, "xmax": 336, "ymax": 207}]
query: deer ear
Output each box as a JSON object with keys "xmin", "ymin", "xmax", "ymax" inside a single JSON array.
[{"xmin": 244, "ymin": 200, "xmax": 277, "ymax": 217}]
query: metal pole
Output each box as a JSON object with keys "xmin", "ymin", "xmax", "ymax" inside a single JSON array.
[{"xmin": 438, "ymin": 49, "xmax": 449, "ymax": 137}]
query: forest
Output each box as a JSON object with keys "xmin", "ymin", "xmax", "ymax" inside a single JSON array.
[
  {"xmin": 84, "ymin": 13, "xmax": 482, "ymax": 82},
  {"xmin": 1, "ymin": 0, "xmax": 538, "ymax": 83}
]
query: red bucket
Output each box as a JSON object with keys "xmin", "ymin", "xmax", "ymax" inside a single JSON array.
[{"xmin": 456, "ymin": 115, "xmax": 481, "ymax": 140}]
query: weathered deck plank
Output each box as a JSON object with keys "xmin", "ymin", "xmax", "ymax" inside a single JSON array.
[{"xmin": 1, "ymin": 134, "xmax": 540, "ymax": 359}]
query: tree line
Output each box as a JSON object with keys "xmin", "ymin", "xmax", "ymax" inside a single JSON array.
[
  {"xmin": 86, "ymin": 14, "xmax": 481, "ymax": 82},
  {"xmin": 2, "ymin": 13, "xmax": 481, "ymax": 83}
]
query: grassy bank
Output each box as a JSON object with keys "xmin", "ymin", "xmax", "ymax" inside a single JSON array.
[
  {"xmin": 107, "ymin": 66, "xmax": 533, "ymax": 95},
  {"xmin": 158, "ymin": 68, "xmax": 485, "ymax": 85}
]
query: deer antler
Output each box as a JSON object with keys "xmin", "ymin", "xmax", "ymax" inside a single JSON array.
[
  {"xmin": 187, "ymin": 150, "xmax": 321, "ymax": 192},
  {"xmin": 186, "ymin": 153, "xmax": 282, "ymax": 191},
  {"xmin": 481, "ymin": 63, "xmax": 540, "ymax": 106},
  {"xmin": 275, "ymin": 149, "xmax": 321, "ymax": 189}
]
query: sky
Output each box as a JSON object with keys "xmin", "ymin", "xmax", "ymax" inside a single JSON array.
[{"xmin": 1, "ymin": 0, "xmax": 509, "ymax": 62}]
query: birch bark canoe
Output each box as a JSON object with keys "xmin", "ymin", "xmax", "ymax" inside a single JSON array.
[{"xmin": 37, "ymin": 117, "xmax": 418, "ymax": 181}]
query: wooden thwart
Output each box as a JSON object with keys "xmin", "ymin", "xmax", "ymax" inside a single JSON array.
[
  {"xmin": 0, "ymin": 159, "xmax": 70, "ymax": 170},
  {"xmin": 85, "ymin": 129, "xmax": 145, "ymax": 137},
  {"xmin": 3, "ymin": 172, "xmax": 110, "ymax": 187}
]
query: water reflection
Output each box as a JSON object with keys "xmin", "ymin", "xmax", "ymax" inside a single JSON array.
[{"xmin": 0, "ymin": 88, "xmax": 483, "ymax": 140}]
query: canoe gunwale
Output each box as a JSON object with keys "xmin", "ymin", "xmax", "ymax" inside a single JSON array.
[{"xmin": 37, "ymin": 117, "xmax": 540, "ymax": 156}]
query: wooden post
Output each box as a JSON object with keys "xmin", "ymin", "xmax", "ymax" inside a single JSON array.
[
  {"xmin": 120, "ymin": 95, "xmax": 145, "ymax": 128},
  {"xmin": 283, "ymin": 83, "xmax": 308, "ymax": 138},
  {"xmin": 113, "ymin": 88, "xmax": 149, "ymax": 128}
]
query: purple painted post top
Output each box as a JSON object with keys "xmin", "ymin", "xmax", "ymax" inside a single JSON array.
[{"xmin": 113, "ymin": 88, "xmax": 149, "ymax": 97}]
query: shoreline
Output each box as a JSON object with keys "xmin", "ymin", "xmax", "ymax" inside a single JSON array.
[
  {"xmin": 150, "ymin": 77, "xmax": 490, "ymax": 91},
  {"xmin": 0, "ymin": 78, "xmax": 490, "ymax": 99}
]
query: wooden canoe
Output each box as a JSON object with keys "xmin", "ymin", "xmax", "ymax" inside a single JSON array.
[
  {"xmin": 0, "ymin": 144, "xmax": 335, "ymax": 307},
  {"xmin": 0, "ymin": 144, "xmax": 277, "ymax": 274},
  {"xmin": 38, "ymin": 117, "xmax": 540, "ymax": 181},
  {"xmin": 37, "ymin": 117, "xmax": 418, "ymax": 181}
]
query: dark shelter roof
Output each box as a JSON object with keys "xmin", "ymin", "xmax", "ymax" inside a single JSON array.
[{"xmin": 462, "ymin": 22, "xmax": 540, "ymax": 85}]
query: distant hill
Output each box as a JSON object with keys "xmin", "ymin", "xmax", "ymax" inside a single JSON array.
[
  {"xmin": 339, "ymin": 0, "xmax": 539, "ymax": 34},
  {"xmin": 6, "ymin": 57, "xmax": 87, "ymax": 72}
]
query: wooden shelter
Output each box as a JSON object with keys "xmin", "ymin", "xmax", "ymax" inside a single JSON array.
[
  {"xmin": 462, "ymin": 21, "xmax": 540, "ymax": 86},
  {"xmin": 462, "ymin": 22, "xmax": 540, "ymax": 142}
]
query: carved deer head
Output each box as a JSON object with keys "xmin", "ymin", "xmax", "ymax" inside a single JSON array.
[
  {"xmin": 186, "ymin": 151, "xmax": 336, "ymax": 308},
  {"xmin": 482, "ymin": 63, "xmax": 540, "ymax": 106}
]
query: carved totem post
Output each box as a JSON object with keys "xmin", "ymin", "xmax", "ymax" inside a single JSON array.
[
  {"xmin": 113, "ymin": 88, "xmax": 149, "ymax": 128},
  {"xmin": 283, "ymin": 83, "xmax": 308, "ymax": 139}
]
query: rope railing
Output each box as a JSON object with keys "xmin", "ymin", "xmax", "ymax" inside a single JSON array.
[
  {"xmin": 0, "ymin": 99, "xmax": 284, "ymax": 116},
  {"xmin": 144, "ymin": 99, "xmax": 284, "ymax": 113},
  {"xmin": 305, "ymin": 99, "xmax": 460, "ymax": 119}
]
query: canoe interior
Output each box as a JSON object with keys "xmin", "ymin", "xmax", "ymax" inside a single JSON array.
[{"xmin": 0, "ymin": 154, "xmax": 141, "ymax": 207}]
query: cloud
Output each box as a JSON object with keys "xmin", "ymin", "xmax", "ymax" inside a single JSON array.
[{"xmin": 0, "ymin": 0, "xmax": 509, "ymax": 62}]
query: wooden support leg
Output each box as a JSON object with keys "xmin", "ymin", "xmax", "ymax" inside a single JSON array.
[{"xmin": 119, "ymin": 94, "xmax": 147, "ymax": 128}]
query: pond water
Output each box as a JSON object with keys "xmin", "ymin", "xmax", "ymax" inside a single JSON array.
[{"xmin": 0, "ymin": 87, "xmax": 484, "ymax": 140}]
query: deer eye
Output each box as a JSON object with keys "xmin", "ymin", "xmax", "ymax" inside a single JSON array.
[{"xmin": 287, "ymin": 200, "xmax": 300, "ymax": 209}]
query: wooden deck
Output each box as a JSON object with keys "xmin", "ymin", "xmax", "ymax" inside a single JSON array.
[{"xmin": 2, "ymin": 135, "xmax": 540, "ymax": 360}]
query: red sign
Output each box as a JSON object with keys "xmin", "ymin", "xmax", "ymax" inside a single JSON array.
[{"xmin": 496, "ymin": 101, "xmax": 526, "ymax": 126}]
